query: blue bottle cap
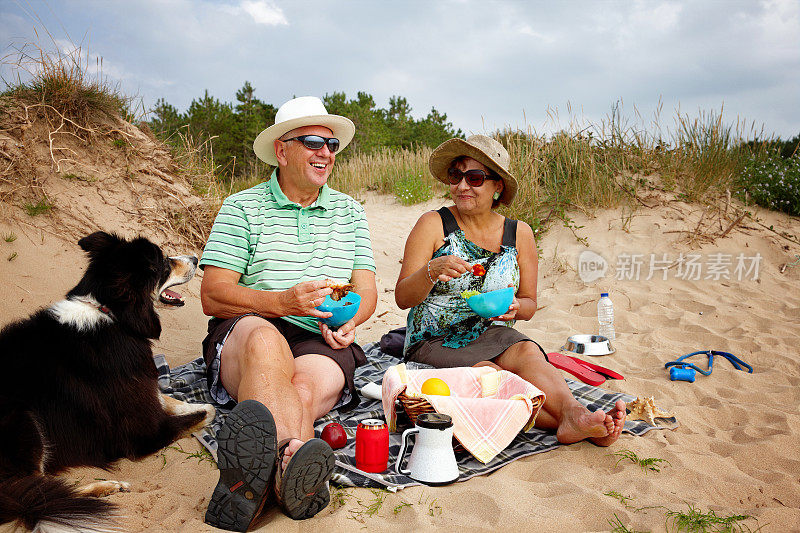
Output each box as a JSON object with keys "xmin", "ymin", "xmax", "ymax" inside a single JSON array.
[{"xmin": 600, "ymin": 292, "xmax": 609, "ymax": 297}]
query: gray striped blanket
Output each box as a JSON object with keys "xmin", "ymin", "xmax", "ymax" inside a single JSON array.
[{"xmin": 156, "ymin": 342, "xmax": 677, "ymax": 490}]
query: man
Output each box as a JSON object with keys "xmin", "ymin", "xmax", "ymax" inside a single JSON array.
[{"xmin": 200, "ymin": 96, "xmax": 377, "ymax": 531}]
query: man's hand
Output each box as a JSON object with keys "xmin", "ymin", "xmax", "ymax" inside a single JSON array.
[
  {"xmin": 280, "ymin": 280, "xmax": 333, "ymax": 318},
  {"xmin": 319, "ymin": 319, "xmax": 355, "ymax": 349}
]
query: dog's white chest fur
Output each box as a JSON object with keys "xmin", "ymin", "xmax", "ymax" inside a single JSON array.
[{"xmin": 49, "ymin": 296, "xmax": 112, "ymax": 331}]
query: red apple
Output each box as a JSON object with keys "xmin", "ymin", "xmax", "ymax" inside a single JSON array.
[{"xmin": 320, "ymin": 422, "xmax": 347, "ymax": 449}]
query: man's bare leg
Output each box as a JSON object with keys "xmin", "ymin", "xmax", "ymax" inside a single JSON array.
[
  {"xmin": 495, "ymin": 341, "xmax": 626, "ymax": 446},
  {"xmin": 279, "ymin": 354, "xmax": 344, "ymax": 470},
  {"xmin": 219, "ymin": 317, "xmax": 304, "ymax": 445},
  {"xmin": 220, "ymin": 317, "xmax": 346, "ymax": 467}
]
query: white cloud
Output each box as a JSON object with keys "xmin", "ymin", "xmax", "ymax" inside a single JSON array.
[
  {"xmin": 518, "ymin": 24, "xmax": 555, "ymax": 45},
  {"xmin": 632, "ymin": 0, "xmax": 682, "ymax": 33},
  {"xmin": 3, "ymin": 1, "xmax": 797, "ymax": 138},
  {"xmin": 756, "ymin": 0, "xmax": 800, "ymax": 57},
  {"xmin": 239, "ymin": 1, "xmax": 288, "ymax": 26}
]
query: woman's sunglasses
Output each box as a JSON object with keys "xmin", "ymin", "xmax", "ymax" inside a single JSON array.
[
  {"xmin": 447, "ymin": 167, "xmax": 499, "ymax": 187},
  {"xmin": 282, "ymin": 134, "xmax": 340, "ymax": 153}
]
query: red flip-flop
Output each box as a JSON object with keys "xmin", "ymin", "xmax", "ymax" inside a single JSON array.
[
  {"xmin": 572, "ymin": 358, "xmax": 624, "ymax": 380},
  {"xmin": 546, "ymin": 352, "xmax": 606, "ymax": 386}
]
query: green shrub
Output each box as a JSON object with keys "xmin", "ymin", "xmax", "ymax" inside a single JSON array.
[
  {"xmin": 738, "ymin": 154, "xmax": 800, "ymax": 216},
  {"xmin": 392, "ymin": 173, "xmax": 433, "ymax": 205}
]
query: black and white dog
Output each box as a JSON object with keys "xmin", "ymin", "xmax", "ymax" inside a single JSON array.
[{"xmin": 0, "ymin": 231, "xmax": 214, "ymax": 531}]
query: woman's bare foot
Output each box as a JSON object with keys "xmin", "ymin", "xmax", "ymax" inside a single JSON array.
[
  {"xmin": 588, "ymin": 400, "xmax": 627, "ymax": 447},
  {"xmin": 555, "ymin": 400, "xmax": 627, "ymax": 445},
  {"xmin": 555, "ymin": 403, "xmax": 610, "ymax": 444}
]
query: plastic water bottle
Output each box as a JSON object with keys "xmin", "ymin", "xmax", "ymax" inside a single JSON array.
[{"xmin": 597, "ymin": 292, "xmax": 615, "ymax": 341}]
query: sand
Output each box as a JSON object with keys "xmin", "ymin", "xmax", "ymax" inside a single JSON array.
[{"xmin": 1, "ymin": 189, "xmax": 800, "ymax": 532}]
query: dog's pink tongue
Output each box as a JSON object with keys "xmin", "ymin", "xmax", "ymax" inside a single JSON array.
[{"xmin": 162, "ymin": 289, "xmax": 181, "ymax": 299}]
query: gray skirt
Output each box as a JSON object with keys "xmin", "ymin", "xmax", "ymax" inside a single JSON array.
[{"xmin": 405, "ymin": 325, "xmax": 542, "ymax": 368}]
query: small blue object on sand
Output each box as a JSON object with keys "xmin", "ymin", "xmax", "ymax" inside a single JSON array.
[{"xmin": 665, "ymin": 350, "xmax": 753, "ymax": 382}]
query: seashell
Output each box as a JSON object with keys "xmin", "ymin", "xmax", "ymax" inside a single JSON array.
[{"xmin": 627, "ymin": 396, "xmax": 673, "ymax": 425}]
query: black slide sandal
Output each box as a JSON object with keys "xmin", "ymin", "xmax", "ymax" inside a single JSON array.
[
  {"xmin": 205, "ymin": 400, "xmax": 278, "ymax": 532},
  {"xmin": 274, "ymin": 438, "xmax": 335, "ymax": 520}
]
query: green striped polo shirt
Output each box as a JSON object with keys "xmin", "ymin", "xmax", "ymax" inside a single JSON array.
[{"xmin": 199, "ymin": 170, "xmax": 375, "ymax": 332}]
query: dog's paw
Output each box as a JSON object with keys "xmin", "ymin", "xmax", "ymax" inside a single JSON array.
[
  {"xmin": 78, "ymin": 479, "xmax": 131, "ymax": 497},
  {"xmin": 201, "ymin": 403, "xmax": 217, "ymax": 427},
  {"xmin": 113, "ymin": 480, "xmax": 132, "ymax": 493}
]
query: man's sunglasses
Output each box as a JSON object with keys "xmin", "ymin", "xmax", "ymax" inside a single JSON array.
[
  {"xmin": 282, "ymin": 134, "xmax": 340, "ymax": 153},
  {"xmin": 447, "ymin": 167, "xmax": 499, "ymax": 187}
]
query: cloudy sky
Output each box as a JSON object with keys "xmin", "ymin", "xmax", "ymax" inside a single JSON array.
[{"xmin": 2, "ymin": 0, "xmax": 798, "ymax": 139}]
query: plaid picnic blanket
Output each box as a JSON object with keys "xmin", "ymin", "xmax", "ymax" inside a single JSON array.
[{"xmin": 156, "ymin": 342, "xmax": 678, "ymax": 490}]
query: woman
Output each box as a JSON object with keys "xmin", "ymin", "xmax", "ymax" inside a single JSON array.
[{"xmin": 395, "ymin": 135, "xmax": 625, "ymax": 446}]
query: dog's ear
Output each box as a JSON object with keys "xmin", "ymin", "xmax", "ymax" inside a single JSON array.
[
  {"xmin": 116, "ymin": 296, "xmax": 162, "ymax": 339},
  {"xmin": 78, "ymin": 232, "xmax": 119, "ymax": 256}
]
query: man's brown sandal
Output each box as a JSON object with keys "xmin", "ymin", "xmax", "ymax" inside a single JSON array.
[{"xmin": 273, "ymin": 438, "xmax": 335, "ymax": 520}]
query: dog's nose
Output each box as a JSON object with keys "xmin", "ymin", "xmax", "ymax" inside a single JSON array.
[{"xmin": 190, "ymin": 256, "xmax": 198, "ymax": 266}]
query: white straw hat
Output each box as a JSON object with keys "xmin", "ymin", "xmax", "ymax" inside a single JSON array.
[
  {"xmin": 429, "ymin": 135, "xmax": 518, "ymax": 205},
  {"xmin": 252, "ymin": 96, "xmax": 355, "ymax": 166}
]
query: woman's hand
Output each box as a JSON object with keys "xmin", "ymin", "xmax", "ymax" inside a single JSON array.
[
  {"xmin": 428, "ymin": 255, "xmax": 472, "ymax": 282},
  {"xmin": 492, "ymin": 296, "xmax": 520, "ymax": 321},
  {"xmin": 319, "ymin": 319, "xmax": 355, "ymax": 349}
]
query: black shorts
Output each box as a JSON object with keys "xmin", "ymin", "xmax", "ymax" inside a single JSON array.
[
  {"xmin": 405, "ymin": 325, "xmax": 545, "ymax": 367},
  {"xmin": 202, "ymin": 314, "xmax": 366, "ymax": 411}
]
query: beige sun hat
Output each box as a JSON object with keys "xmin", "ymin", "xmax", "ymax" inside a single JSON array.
[
  {"xmin": 253, "ymin": 96, "xmax": 355, "ymax": 166},
  {"xmin": 429, "ymin": 134, "xmax": 518, "ymax": 205}
]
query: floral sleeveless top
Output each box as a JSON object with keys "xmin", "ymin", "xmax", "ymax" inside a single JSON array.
[{"xmin": 403, "ymin": 207, "xmax": 520, "ymax": 355}]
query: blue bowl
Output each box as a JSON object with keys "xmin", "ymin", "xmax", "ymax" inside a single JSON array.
[
  {"xmin": 465, "ymin": 287, "xmax": 515, "ymax": 318},
  {"xmin": 316, "ymin": 291, "xmax": 361, "ymax": 328}
]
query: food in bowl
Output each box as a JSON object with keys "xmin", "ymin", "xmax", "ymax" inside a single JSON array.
[
  {"xmin": 327, "ymin": 281, "xmax": 355, "ymax": 301},
  {"xmin": 316, "ymin": 291, "xmax": 361, "ymax": 328}
]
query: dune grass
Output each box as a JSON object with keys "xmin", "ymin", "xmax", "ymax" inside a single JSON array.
[
  {"xmin": 665, "ymin": 504, "xmax": 757, "ymax": 533},
  {"xmin": 608, "ymin": 514, "xmax": 648, "ymax": 533},
  {"xmin": 146, "ymin": 100, "xmax": 794, "ymax": 250},
  {"xmin": 609, "ymin": 449, "xmax": 671, "ymax": 473},
  {"xmin": 326, "ymin": 102, "xmax": 785, "ymax": 241},
  {"xmin": 4, "ymin": 26, "xmax": 792, "ymax": 243},
  {"xmin": 346, "ymin": 488, "xmax": 389, "ymax": 523},
  {"xmin": 2, "ymin": 29, "xmax": 129, "ymax": 121},
  {"xmin": 605, "ymin": 490, "xmax": 759, "ymax": 532},
  {"xmin": 329, "ymin": 146, "xmax": 442, "ymax": 204},
  {"xmin": 23, "ymin": 197, "xmax": 54, "ymax": 216}
]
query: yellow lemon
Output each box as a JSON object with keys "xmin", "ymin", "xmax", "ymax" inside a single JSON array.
[{"xmin": 420, "ymin": 377, "xmax": 451, "ymax": 396}]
